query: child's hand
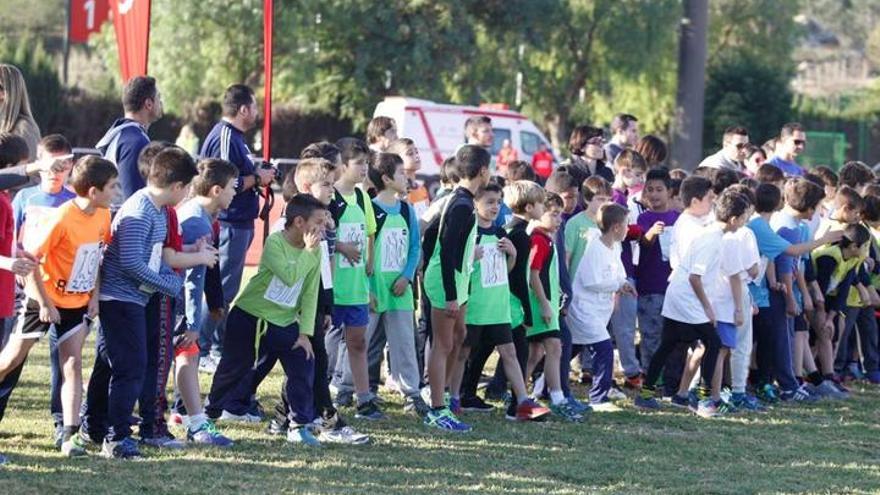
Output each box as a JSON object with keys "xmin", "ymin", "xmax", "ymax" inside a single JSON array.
[
  {"xmin": 39, "ymin": 302, "xmax": 60, "ymax": 324},
  {"xmin": 10, "ymin": 256, "xmax": 37, "ymax": 276},
  {"xmin": 802, "ymin": 293, "xmax": 814, "ymax": 314},
  {"xmin": 323, "ymin": 211, "xmax": 335, "ymax": 230},
  {"xmin": 619, "ymin": 282, "xmax": 638, "ymax": 297},
  {"xmin": 209, "ymin": 307, "xmax": 225, "ymax": 322},
  {"xmin": 647, "ymin": 221, "xmax": 665, "ymax": 238},
  {"xmin": 180, "ymin": 330, "xmax": 199, "ymax": 347},
  {"xmin": 734, "ymin": 307, "xmax": 744, "ymax": 327},
  {"xmin": 294, "ymin": 334, "xmax": 314, "ymax": 360},
  {"xmin": 703, "ymin": 304, "xmax": 716, "ymax": 327},
  {"xmin": 392, "ymin": 276, "xmax": 409, "ymax": 296},
  {"xmin": 323, "ymin": 315, "xmax": 333, "ymax": 331},
  {"xmin": 304, "ymin": 227, "xmax": 322, "ymax": 251},
  {"xmin": 337, "ymin": 242, "xmax": 361, "ymax": 264},
  {"xmin": 819, "ymin": 229, "xmax": 844, "ymax": 245},
  {"xmin": 474, "ymin": 245, "xmax": 484, "ymax": 261},
  {"xmin": 540, "ymin": 301, "xmax": 553, "ymax": 324},
  {"xmin": 751, "ymin": 304, "xmax": 759, "ymax": 316},
  {"xmin": 198, "ymin": 244, "xmax": 219, "ymax": 268},
  {"xmin": 369, "ymin": 294, "xmax": 377, "ymax": 312},
  {"xmin": 865, "ymin": 257, "xmax": 876, "ymax": 272},
  {"xmin": 497, "ymin": 238, "xmax": 516, "ymax": 257},
  {"xmin": 785, "ymin": 299, "xmax": 798, "ymax": 317},
  {"xmin": 444, "ymin": 300, "xmax": 460, "ymax": 318},
  {"xmin": 87, "ymin": 296, "xmax": 100, "ymax": 319}
]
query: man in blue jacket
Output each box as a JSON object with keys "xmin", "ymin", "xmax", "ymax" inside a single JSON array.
[
  {"xmin": 96, "ymin": 76, "xmax": 163, "ymax": 211},
  {"xmin": 198, "ymin": 84, "xmax": 276, "ymax": 374}
]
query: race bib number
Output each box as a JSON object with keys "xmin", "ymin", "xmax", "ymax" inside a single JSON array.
[
  {"xmin": 264, "ymin": 276, "xmax": 304, "ymax": 308},
  {"xmin": 380, "ymin": 227, "xmax": 407, "ymax": 273},
  {"xmin": 659, "ymin": 227, "xmax": 674, "ymax": 262},
  {"xmin": 337, "ymin": 223, "xmax": 365, "ymax": 269},
  {"xmin": 66, "ymin": 242, "xmax": 103, "ymax": 293},
  {"xmin": 147, "ymin": 242, "xmax": 163, "ymax": 273},
  {"xmin": 480, "ymin": 243, "xmax": 508, "ymax": 288}
]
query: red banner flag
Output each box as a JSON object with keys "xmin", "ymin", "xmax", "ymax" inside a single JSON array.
[
  {"xmin": 262, "ymin": 0, "xmax": 274, "ymax": 162},
  {"xmin": 111, "ymin": 0, "xmax": 152, "ymax": 82},
  {"xmin": 69, "ymin": 0, "xmax": 110, "ymax": 44}
]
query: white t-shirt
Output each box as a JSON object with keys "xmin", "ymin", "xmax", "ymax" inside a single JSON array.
[
  {"xmin": 567, "ymin": 239, "xmax": 626, "ymax": 344},
  {"xmin": 668, "ymin": 211, "xmax": 711, "ymax": 272},
  {"xmin": 662, "ymin": 225, "xmax": 726, "ymax": 324},
  {"xmin": 712, "ymin": 230, "xmax": 756, "ymax": 323}
]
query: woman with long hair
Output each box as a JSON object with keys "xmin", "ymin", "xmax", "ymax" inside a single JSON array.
[{"xmin": 0, "ymin": 64, "xmax": 41, "ymax": 160}]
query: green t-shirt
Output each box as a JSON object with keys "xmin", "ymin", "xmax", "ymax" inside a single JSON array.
[
  {"xmin": 233, "ymin": 232, "xmax": 320, "ymax": 335},
  {"xmin": 333, "ymin": 188, "xmax": 375, "ymax": 306},
  {"xmin": 564, "ymin": 213, "xmax": 600, "ymax": 277},
  {"xmin": 466, "ymin": 227, "xmax": 513, "ymax": 326},
  {"xmin": 370, "ymin": 202, "xmax": 414, "ymax": 313},
  {"xmin": 528, "ymin": 231, "xmax": 560, "ymax": 336}
]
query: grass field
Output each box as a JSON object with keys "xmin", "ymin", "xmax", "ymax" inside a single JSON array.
[{"xmin": 1, "ymin": 338, "xmax": 880, "ymax": 495}]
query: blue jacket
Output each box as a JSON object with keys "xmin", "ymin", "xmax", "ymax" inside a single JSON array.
[
  {"xmin": 96, "ymin": 118, "xmax": 150, "ymax": 210},
  {"xmin": 200, "ymin": 121, "xmax": 258, "ymax": 227}
]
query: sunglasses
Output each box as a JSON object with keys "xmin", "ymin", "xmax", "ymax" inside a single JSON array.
[
  {"xmin": 734, "ymin": 143, "xmax": 748, "ymax": 150},
  {"xmin": 794, "ymin": 139, "xmax": 807, "ymax": 146}
]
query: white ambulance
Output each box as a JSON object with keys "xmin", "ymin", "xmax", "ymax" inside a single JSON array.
[{"xmin": 372, "ymin": 96, "xmax": 556, "ymax": 189}]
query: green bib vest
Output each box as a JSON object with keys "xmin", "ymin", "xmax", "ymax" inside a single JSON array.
[
  {"xmin": 466, "ymin": 231, "xmax": 512, "ymax": 326},
  {"xmin": 370, "ymin": 208, "xmax": 414, "ymax": 313},
  {"xmin": 527, "ymin": 241, "xmax": 560, "ymax": 336},
  {"xmin": 333, "ymin": 192, "xmax": 370, "ymax": 305}
]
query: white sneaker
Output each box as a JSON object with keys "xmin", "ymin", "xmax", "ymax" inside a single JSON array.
[
  {"xmin": 219, "ymin": 410, "xmax": 262, "ymax": 423},
  {"xmin": 607, "ymin": 387, "xmax": 627, "ymax": 401},
  {"xmin": 590, "ymin": 401, "xmax": 623, "ymax": 413},
  {"xmin": 318, "ymin": 426, "xmax": 371, "ymax": 445}
]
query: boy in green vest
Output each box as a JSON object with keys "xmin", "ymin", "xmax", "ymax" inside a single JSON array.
[
  {"xmin": 422, "ymin": 145, "xmax": 490, "ymax": 432},
  {"xmin": 364, "ymin": 153, "xmax": 427, "ymax": 415},
  {"xmin": 206, "ymin": 195, "xmax": 324, "ymax": 445},
  {"xmin": 455, "ymin": 182, "xmax": 551, "ymax": 421},
  {"xmin": 330, "ymin": 138, "xmax": 381, "ymax": 419},
  {"xmin": 526, "ymin": 192, "xmax": 583, "ymax": 421}
]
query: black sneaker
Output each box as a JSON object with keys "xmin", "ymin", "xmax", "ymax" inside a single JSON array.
[
  {"xmin": 53, "ymin": 424, "xmax": 64, "ymax": 450},
  {"xmin": 355, "ymin": 399, "xmax": 384, "ymax": 420},
  {"xmin": 404, "ymin": 395, "xmax": 431, "ymax": 417},
  {"xmin": 265, "ymin": 417, "xmax": 289, "ymax": 436},
  {"xmin": 461, "ymin": 395, "xmax": 494, "ymax": 412}
]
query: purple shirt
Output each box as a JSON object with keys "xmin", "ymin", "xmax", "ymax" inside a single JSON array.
[{"xmin": 635, "ymin": 209, "xmax": 680, "ymax": 294}]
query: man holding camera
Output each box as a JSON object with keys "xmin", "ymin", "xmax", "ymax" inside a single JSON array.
[{"xmin": 199, "ymin": 84, "xmax": 276, "ymax": 375}]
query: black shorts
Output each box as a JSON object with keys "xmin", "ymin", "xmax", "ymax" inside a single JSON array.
[
  {"xmin": 464, "ymin": 323, "xmax": 513, "ymax": 348},
  {"xmin": 526, "ymin": 330, "xmax": 562, "ymax": 343},
  {"xmin": 13, "ymin": 299, "xmax": 89, "ymax": 343},
  {"xmin": 794, "ymin": 313, "xmax": 808, "ymax": 333}
]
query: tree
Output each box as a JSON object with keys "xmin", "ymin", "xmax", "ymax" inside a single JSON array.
[{"xmin": 669, "ymin": 0, "xmax": 708, "ymax": 170}]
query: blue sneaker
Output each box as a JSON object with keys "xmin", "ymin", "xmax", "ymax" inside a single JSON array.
[
  {"xmin": 730, "ymin": 392, "xmax": 766, "ymax": 412},
  {"xmin": 101, "ymin": 437, "xmax": 142, "ymax": 459},
  {"xmin": 755, "ymin": 383, "xmax": 779, "ymax": 404},
  {"xmin": 424, "ymin": 407, "xmax": 472, "ymax": 432},
  {"xmin": 567, "ymin": 396, "xmax": 592, "ymax": 414},
  {"xmin": 287, "ymin": 426, "xmax": 321, "ymax": 446},
  {"xmin": 866, "ymin": 371, "xmax": 880, "ymax": 384},
  {"xmin": 846, "ymin": 362, "xmax": 865, "ymax": 381},
  {"xmin": 669, "ymin": 394, "xmax": 690, "ymax": 409},
  {"xmin": 635, "ymin": 394, "xmax": 661, "ymax": 410},
  {"xmin": 549, "ymin": 401, "xmax": 584, "ymax": 422},
  {"xmin": 188, "ymin": 420, "xmax": 233, "ymax": 447},
  {"xmin": 687, "ymin": 388, "xmax": 701, "ymax": 412}
]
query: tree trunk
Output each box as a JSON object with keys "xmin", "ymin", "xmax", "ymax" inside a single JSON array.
[
  {"xmin": 670, "ymin": 0, "xmax": 709, "ymax": 170},
  {"xmin": 545, "ymin": 110, "xmax": 568, "ymax": 155}
]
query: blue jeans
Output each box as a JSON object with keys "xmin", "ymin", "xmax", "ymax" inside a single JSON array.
[
  {"xmin": 609, "ymin": 281, "xmax": 640, "ymax": 377},
  {"xmin": 200, "ymin": 222, "xmax": 254, "ymax": 358},
  {"xmin": 637, "ymin": 294, "xmax": 665, "ymax": 372}
]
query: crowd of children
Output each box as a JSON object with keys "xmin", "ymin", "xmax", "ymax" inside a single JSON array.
[{"xmin": 2, "ymin": 79, "xmax": 880, "ymax": 463}]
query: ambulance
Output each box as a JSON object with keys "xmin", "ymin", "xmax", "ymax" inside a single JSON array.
[{"xmin": 372, "ymin": 96, "xmax": 556, "ymax": 193}]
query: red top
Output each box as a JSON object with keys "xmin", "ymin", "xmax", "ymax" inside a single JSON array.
[
  {"xmin": 0, "ymin": 193, "xmax": 15, "ymax": 317},
  {"xmin": 164, "ymin": 207, "xmax": 183, "ymax": 274},
  {"xmin": 529, "ymin": 228, "xmax": 553, "ymax": 270},
  {"xmin": 531, "ymin": 150, "xmax": 554, "ymax": 179}
]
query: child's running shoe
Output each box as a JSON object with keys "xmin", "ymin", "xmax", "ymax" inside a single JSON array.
[
  {"xmin": 404, "ymin": 395, "xmax": 431, "ymax": 417},
  {"xmin": 139, "ymin": 428, "xmax": 185, "ymax": 449},
  {"xmin": 590, "ymin": 400, "xmax": 623, "ymax": 412},
  {"xmin": 549, "ymin": 401, "xmax": 584, "ymax": 422},
  {"xmin": 355, "ymin": 399, "xmax": 384, "ymax": 420},
  {"xmin": 755, "ymin": 383, "xmax": 779, "ymax": 404},
  {"xmin": 318, "ymin": 425, "xmax": 371, "ymax": 445},
  {"xmin": 846, "ymin": 362, "xmax": 865, "ymax": 380},
  {"xmin": 780, "ymin": 385, "xmax": 818, "ymax": 403},
  {"xmin": 219, "ymin": 410, "xmax": 263, "ymax": 423},
  {"xmin": 866, "ymin": 371, "xmax": 880, "ymax": 384},
  {"xmin": 566, "ymin": 396, "xmax": 592, "ymax": 415},
  {"xmin": 607, "ymin": 386, "xmax": 627, "ymax": 401},
  {"xmin": 460, "ymin": 395, "xmax": 494, "ymax": 413},
  {"xmin": 61, "ymin": 433, "xmax": 88, "ymax": 458},
  {"xmin": 286, "ymin": 426, "xmax": 321, "ymax": 447},
  {"xmin": 815, "ymin": 380, "xmax": 848, "ymax": 400},
  {"xmin": 187, "ymin": 420, "xmax": 233, "ymax": 447},
  {"xmin": 635, "ymin": 389, "xmax": 661, "ymax": 410},
  {"xmin": 101, "ymin": 437, "xmax": 142, "ymax": 459},
  {"xmin": 669, "ymin": 394, "xmax": 690, "ymax": 409},
  {"xmin": 424, "ymin": 407, "xmax": 472, "ymax": 432},
  {"xmin": 687, "ymin": 389, "xmax": 701, "ymax": 413},
  {"xmin": 716, "ymin": 398, "xmax": 737, "ymax": 415},
  {"xmin": 730, "ymin": 392, "xmax": 766, "ymax": 412},
  {"xmin": 696, "ymin": 399, "xmax": 719, "ymax": 418},
  {"xmin": 511, "ymin": 399, "xmax": 551, "ymax": 421},
  {"xmin": 53, "ymin": 424, "xmax": 64, "ymax": 450},
  {"xmin": 623, "ymin": 374, "xmax": 643, "ymax": 390}
]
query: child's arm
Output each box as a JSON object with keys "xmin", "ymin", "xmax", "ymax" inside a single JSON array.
[
  {"xmin": 437, "ymin": 204, "xmax": 474, "ymax": 312},
  {"xmin": 162, "ymin": 240, "xmax": 218, "ymax": 270},
  {"xmin": 116, "ymin": 215, "xmax": 183, "ymax": 296},
  {"xmin": 796, "ymin": 268, "xmax": 813, "ymax": 314},
  {"xmin": 25, "ymin": 264, "xmax": 59, "ymax": 323},
  {"xmin": 529, "ymin": 268, "xmax": 552, "ymax": 324},
  {"xmin": 0, "ymin": 253, "xmax": 37, "ymax": 276},
  {"xmin": 729, "ymin": 274, "xmax": 744, "ymax": 326},
  {"xmin": 780, "ymin": 272, "xmax": 797, "ymax": 316},
  {"xmin": 688, "ymin": 273, "xmax": 716, "ymax": 325},
  {"xmin": 366, "ymin": 234, "xmax": 375, "ymax": 277},
  {"xmin": 766, "ymin": 260, "xmax": 780, "ymax": 291},
  {"xmin": 641, "ymin": 221, "xmax": 664, "ymax": 246}
]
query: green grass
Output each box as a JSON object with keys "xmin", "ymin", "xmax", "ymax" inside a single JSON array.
[{"xmin": 2, "ymin": 339, "xmax": 880, "ymax": 495}]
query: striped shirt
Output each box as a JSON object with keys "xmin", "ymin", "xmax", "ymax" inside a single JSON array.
[{"xmin": 100, "ymin": 189, "xmax": 183, "ymax": 305}]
